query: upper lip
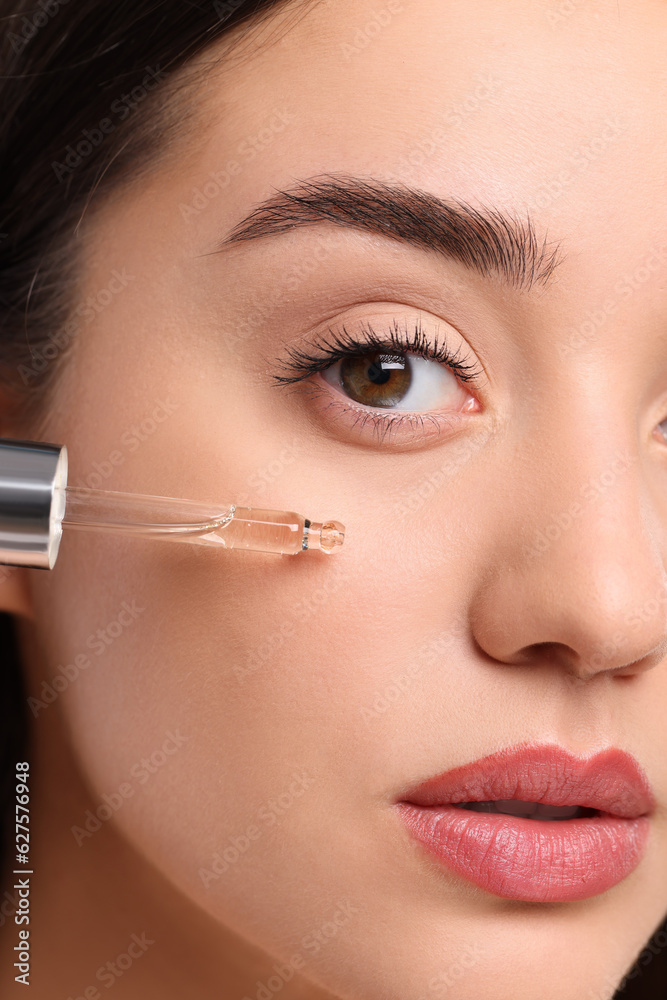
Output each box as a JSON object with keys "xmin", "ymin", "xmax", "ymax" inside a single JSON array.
[{"xmin": 397, "ymin": 742, "xmax": 656, "ymax": 819}]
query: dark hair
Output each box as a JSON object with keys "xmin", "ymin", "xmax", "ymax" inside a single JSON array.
[{"xmin": 0, "ymin": 0, "xmax": 314, "ymax": 906}]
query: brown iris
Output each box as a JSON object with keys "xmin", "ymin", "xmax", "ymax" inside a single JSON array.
[{"xmin": 339, "ymin": 351, "xmax": 412, "ymax": 408}]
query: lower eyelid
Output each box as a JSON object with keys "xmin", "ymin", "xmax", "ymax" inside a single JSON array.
[{"xmin": 300, "ymin": 374, "xmax": 476, "ymax": 446}]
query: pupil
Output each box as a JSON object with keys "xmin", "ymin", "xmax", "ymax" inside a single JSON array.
[{"xmin": 367, "ymin": 360, "xmax": 391, "ymax": 385}]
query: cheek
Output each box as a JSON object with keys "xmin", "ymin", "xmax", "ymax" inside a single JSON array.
[{"xmin": 26, "ymin": 488, "xmax": 459, "ymax": 905}]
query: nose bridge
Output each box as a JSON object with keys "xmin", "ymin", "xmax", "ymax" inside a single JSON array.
[{"xmin": 471, "ymin": 405, "xmax": 667, "ymax": 678}]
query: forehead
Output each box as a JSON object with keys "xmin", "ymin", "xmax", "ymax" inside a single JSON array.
[{"xmin": 193, "ymin": 0, "xmax": 666, "ymax": 265}]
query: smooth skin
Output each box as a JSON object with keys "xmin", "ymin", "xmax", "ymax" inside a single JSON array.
[{"xmin": 1, "ymin": 1, "xmax": 667, "ymax": 997}]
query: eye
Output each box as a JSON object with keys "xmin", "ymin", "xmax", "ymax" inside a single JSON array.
[
  {"xmin": 270, "ymin": 315, "xmax": 486, "ymax": 446},
  {"xmin": 321, "ymin": 349, "xmax": 471, "ymax": 413}
]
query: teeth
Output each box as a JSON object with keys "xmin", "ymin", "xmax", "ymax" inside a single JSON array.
[{"xmin": 453, "ymin": 799, "xmax": 586, "ymax": 820}]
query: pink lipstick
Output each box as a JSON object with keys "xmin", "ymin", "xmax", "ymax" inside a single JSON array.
[{"xmin": 394, "ymin": 742, "xmax": 655, "ymax": 902}]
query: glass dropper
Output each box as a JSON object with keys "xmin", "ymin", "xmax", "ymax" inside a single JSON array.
[
  {"xmin": 0, "ymin": 438, "xmax": 345, "ymax": 570},
  {"xmin": 61, "ymin": 486, "xmax": 345, "ymax": 556}
]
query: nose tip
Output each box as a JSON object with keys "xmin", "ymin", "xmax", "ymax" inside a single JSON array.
[{"xmin": 469, "ymin": 514, "xmax": 667, "ymax": 682}]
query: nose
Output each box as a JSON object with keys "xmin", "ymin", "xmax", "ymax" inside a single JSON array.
[{"xmin": 469, "ymin": 430, "xmax": 667, "ymax": 682}]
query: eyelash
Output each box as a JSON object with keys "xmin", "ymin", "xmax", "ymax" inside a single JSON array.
[{"xmin": 270, "ymin": 316, "xmax": 486, "ymax": 441}]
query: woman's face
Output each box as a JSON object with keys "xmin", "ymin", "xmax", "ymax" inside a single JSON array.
[{"xmin": 11, "ymin": 0, "xmax": 667, "ymax": 996}]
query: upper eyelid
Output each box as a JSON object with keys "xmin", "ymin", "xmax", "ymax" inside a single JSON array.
[{"xmin": 268, "ymin": 317, "xmax": 487, "ymax": 389}]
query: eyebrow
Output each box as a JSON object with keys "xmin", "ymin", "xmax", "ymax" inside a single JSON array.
[{"xmin": 212, "ymin": 174, "xmax": 565, "ymax": 291}]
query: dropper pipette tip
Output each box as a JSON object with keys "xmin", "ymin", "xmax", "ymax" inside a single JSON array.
[{"xmin": 305, "ymin": 519, "xmax": 345, "ymax": 553}]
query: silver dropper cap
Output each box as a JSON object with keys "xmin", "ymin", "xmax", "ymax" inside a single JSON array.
[{"xmin": 0, "ymin": 438, "xmax": 68, "ymax": 569}]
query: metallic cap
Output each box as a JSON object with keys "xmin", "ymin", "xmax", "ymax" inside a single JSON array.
[{"xmin": 0, "ymin": 439, "xmax": 68, "ymax": 569}]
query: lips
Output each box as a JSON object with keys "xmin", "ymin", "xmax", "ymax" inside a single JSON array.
[
  {"xmin": 394, "ymin": 742, "xmax": 655, "ymax": 902},
  {"xmin": 398, "ymin": 743, "xmax": 655, "ymax": 818}
]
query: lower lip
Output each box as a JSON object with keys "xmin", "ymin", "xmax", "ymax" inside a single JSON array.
[{"xmin": 395, "ymin": 802, "xmax": 651, "ymax": 902}]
